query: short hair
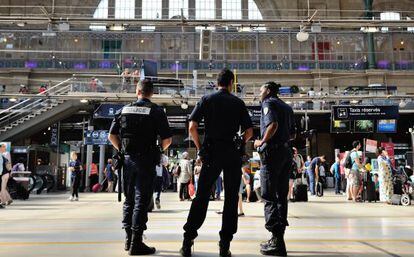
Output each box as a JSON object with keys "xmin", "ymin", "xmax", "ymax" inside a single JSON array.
[
  {"xmin": 137, "ymin": 79, "xmax": 154, "ymax": 96},
  {"xmin": 263, "ymin": 81, "xmax": 281, "ymax": 97},
  {"xmin": 217, "ymin": 68, "xmax": 234, "ymax": 87},
  {"xmin": 352, "ymin": 140, "xmax": 361, "ymax": 148}
]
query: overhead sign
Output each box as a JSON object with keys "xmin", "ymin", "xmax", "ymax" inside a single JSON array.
[
  {"xmin": 94, "ymin": 104, "xmax": 124, "ymax": 119},
  {"xmin": 332, "ymin": 105, "xmax": 399, "ymax": 120},
  {"xmin": 84, "ymin": 130, "xmax": 110, "ymax": 145}
]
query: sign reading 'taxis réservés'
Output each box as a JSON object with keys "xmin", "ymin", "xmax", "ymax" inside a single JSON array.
[{"xmin": 332, "ymin": 105, "xmax": 399, "ymax": 120}]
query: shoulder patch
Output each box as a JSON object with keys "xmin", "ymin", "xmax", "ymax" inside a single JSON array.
[
  {"xmin": 263, "ymin": 107, "xmax": 269, "ymax": 115},
  {"xmin": 121, "ymin": 106, "xmax": 151, "ymax": 115}
]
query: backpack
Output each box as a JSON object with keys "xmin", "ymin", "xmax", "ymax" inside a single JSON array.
[
  {"xmin": 344, "ymin": 150, "xmax": 355, "ymax": 169},
  {"xmin": 174, "ymin": 165, "xmax": 181, "ymax": 177}
]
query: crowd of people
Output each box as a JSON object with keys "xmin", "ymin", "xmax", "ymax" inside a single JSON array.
[{"xmin": 293, "ymin": 140, "xmax": 411, "ymax": 204}]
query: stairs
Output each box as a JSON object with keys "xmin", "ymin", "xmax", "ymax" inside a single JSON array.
[{"xmin": 0, "ymin": 78, "xmax": 85, "ymax": 141}]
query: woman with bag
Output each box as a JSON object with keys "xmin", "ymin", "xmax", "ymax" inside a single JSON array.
[
  {"xmin": 0, "ymin": 143, "xmax": 13, "ymax": 207},
  {"xmin": 377, "ymin": 147, "xmax": 393, "ymax": 204}
]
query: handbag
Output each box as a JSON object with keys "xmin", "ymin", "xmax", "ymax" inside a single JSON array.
[{"xmin": 188, "ymin": 182, "xmax": 195, "ymax": 198}]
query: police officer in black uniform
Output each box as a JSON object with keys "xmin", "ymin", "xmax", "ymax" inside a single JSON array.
[
  {"xmin": 108, "ymin": 79, "xmax": 172, "ymax": 256},
  {"xmin": 254, "ymin": 82, "xmax": 296, "ymax": 256},
  {"xmin": 180, "ymin": 68, "xmax": 253, "ymax": 257}
]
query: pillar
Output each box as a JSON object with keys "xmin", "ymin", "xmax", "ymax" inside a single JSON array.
[
  {"xmin": 189, "ymin": 0, "xmax": 195, "ymax": 19},
  {"xmin": 364, "ymin": 0, "xmax": 376, "ymax": 69},
  {"xmin": 99, "ymin": 145, "xmax": 105, "ymax": 183},
  {"xmin": 135, "ymin": 0, "xmax": 142, "ymax": 19},
  {"xmin": 108, "ymin": 0, "xmax": 115, "ymax": 18},
  {"xmin": 241, "ymin": 0, "xmax": 248, "ymax": 20},
  {"xmin": 215, "ymin": 0, "xmax": 222, "ymax": 19},
  {"xmin": 162, "ymin": 0, "xmax": 169, "ymax": 19},
  {"xmin": 85, "ymin": 125, "xmax": 93, "ymax": 190}
]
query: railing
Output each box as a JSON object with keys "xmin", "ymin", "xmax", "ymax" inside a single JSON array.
[{"xmin": 0, "ymin": 78, "xmax": 73, "ymax": 129}]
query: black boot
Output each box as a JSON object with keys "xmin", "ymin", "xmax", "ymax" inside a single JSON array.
[
  {"xmin": 179, "ymin": 238, "xmax": 193, "ymax": 257},
  {"xmin": 219, "ymin": 241, "xmax": 232, "ymax": 257},
  {"xmin": 128, "ymin": 232, "xmax": 156, "ymax": 255},
  {"xmin": 125, "ymin": 228, "xmax": 132, "ymax": 251},
  {"xmin": 260, "ymin": 232, "xmax": 287, "ymax": 256}
]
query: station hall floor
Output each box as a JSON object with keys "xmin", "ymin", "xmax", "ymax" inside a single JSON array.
[{"xmin": 0, "ymin": 191, "xmax": 413, "ymax": 257}]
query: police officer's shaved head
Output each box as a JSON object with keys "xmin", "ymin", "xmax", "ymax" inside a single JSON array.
[
  {"xmin": 136, "ymin": 79, "xmax": 154, "ymax": 97},
  {"xmin": 217, "ymin": 68, "xmax": 234, "ymax": 88}
]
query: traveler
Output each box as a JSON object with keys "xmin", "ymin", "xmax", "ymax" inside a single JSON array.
[
  {"xmin": 253, "ymin": 169, "xmax": 263, "ymax": 202},
  {"xmin": 0, "ymin": 143, "xmax": 12, "ymax": 207},
  {"xmin": 241, "ymin": 165, "xmax": 251, "ymax": 202},
  {"xmin": 178, "ymin": 152, "xmax": 192, "ymax": 201},
  {"xmin": 180, "ymin": 68, "xmax": 253, "ymax": 257},
  {"xmin": 290, "ymin": 147, "xmax": 304, "ymax": 200},
  {"xmin": 193, "ymin": 158, "xmax": 202, "ymax": 192},
  {"xmin": 330, "ymin": 156, "xmax": 342, "ymax": 194},
  {"xmin": 89, "ymin": 162, "xmax": 99, "ymax": 191},
  {"xmin": 104, "ymin": 159, "xmax": 114, "ymax": 193},
  {"xmin": 308, "ymin": 156, "xmax": 326, "ymax": 196},
  {"xmin": 254, "ymin": 81, "xmax": 296, "ymax": 256},
  {"xmin": 349, "ymin": 141, "xmax": 363, "ymax": 202},
  {"xmin": 376, "ymin": 147, "xmax": 393, "ymax": 204},
  {"xmin": 69, "ymin": 152, "xmax": 82, "ymax": 201},
  {"xmin": 154, "ymin": 154, "xmax": 168, "ymax": 209},
  {"xmin": 108, "ymin": 79, "xmax": 172, "ymax": 255}
]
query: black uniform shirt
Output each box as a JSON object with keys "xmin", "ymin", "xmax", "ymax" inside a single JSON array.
[
  {"xmin": 189, "ymin": 89, "xmax": 252, "ymax": 141},
  {"xmin": 260, "ymin": 96, "xmax": 296, "ymax": 145},
  {"xmin": 109, "ymin": 98, "xmax": 172, "ymax": 143}
]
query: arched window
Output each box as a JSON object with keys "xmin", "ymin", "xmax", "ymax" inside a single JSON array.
[{"xmin": 90, "ymin": 0, "xmax": 263, "ymax": 30}]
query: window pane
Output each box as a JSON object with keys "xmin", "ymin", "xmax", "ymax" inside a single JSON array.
[
  {"xmin": 142, "ymin": 0, "xmax": 162, "ymax": 19},
  {"xmin": 222, "ymin": 0, "xmax": 241, "ymax": 20},
  {"xmin": 90, "ymin": 0, "xmax": 108, "ymax": 31},
  {"xmin": 196, "ymin": 0, "xmax": 215, "ymax": 19},
  {"xmin": 115, "ymin": 0, "xmax": 135, "ymax": 19},
  {"xmin": 248, "ymin": 0, "xmax": 262, "ymax": 19},
  {"xmin": 169, "ymin": 0, "xmax": 188, "ymax": 18}
]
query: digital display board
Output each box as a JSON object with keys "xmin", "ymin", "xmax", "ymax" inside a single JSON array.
[{"xmin": 377, "ymin": 119, "xmax": 397, "ymax": 133}]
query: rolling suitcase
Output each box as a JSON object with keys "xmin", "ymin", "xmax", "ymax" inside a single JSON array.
[
  {"xmin": 326, "ymin": 177, "xmax": 335, "ymax": 188},
  {"xmin": 391, "ymin": 194, "xmax": 402, "ymax": 205},
  {"xmin": 316, "ymin": 182, "xmax": 324, "ymax": 197},
  {"xmin": 293, "ymin": 184, "xmax": 308, "ymax": 202},
  {"xmin": 362, "ymin": 172, "xmax": 376, "ymax": 202}
]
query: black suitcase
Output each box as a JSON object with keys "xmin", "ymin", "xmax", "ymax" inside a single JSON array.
[
  {"xmin": 316, "ymin": 182, "xmax": 324, "ymax": 197},
  {"xmin": 293, "ymin": 184, "xmax": 308, "ymax": 202},
  {"xmin": 362, "ymin": 173, "xmax": 377, "ymax": 202}
]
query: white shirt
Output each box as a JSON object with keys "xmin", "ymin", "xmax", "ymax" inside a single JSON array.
[{"xmin": 179, "ymin": 159, "xmax": 192, "ymax": 183}]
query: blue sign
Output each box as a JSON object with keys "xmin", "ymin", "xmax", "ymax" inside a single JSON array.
[
  {"xmin": 94, "ymin": 104, "xmax": 124, "ymax": 119},
  {"xmin": 84, "ymin": 130, "xmax": 110, "ymax": 145},
  {"xmin": 377, "ymin": 120, "xmax": 397, "ymax": 133}
]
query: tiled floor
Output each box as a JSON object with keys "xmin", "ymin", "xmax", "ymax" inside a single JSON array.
[{"xmin": 0, "ymin": 191, "xmax": 413, "ymax": 257}]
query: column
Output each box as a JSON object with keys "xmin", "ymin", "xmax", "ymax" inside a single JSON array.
[
  {"xmin": 162, "ymin": 0, "xmax": 169, "ymax": 19},
  {"xmin": 241, "ymin": 0, "xmax": 248, "ymax": 20},
  {"xmin": 135, "ymin": 0, "xmax": 142, "ymax": 19},
  {"xmin": 108, "ymin": 0, "xmax": 115, "ymax": 19},
  {"xmin": 85, "ymin": 125, "xmax": 93, "ymax": 190},
  {"xmin": 364, "ymin": 0, "xmax": 376, "ymax": 69},
  {"xmin": 99, "ymin": 145, "xmax": 106, "ymax": 183},
  {"xmin": 215, "ymin": 0, "xmax": 222, "ymax": 20},
  {"xmin": 188, "ymin": 0, "xmax": 195, "ymax": 20}
]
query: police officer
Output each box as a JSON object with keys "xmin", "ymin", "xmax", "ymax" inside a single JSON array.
[
  {"xmin": 108, "ymin": 79, "xmax": 172, "ymax": 255},
  {"xmin": 180, "ymin": 68, "xmax": 253, "ymax": 257},
  {"xmin": 254, "ymin": 82, "xmax": 296, "ymax": 256}
]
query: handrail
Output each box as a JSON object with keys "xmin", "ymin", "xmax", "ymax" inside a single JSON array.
[
  {"xmin": 0, "ymin": 77, "xmax": 73, "ymax": 116},
  {"xmin": 0, "ymin": 84, "xmax": 72, "ymax": 128}
]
